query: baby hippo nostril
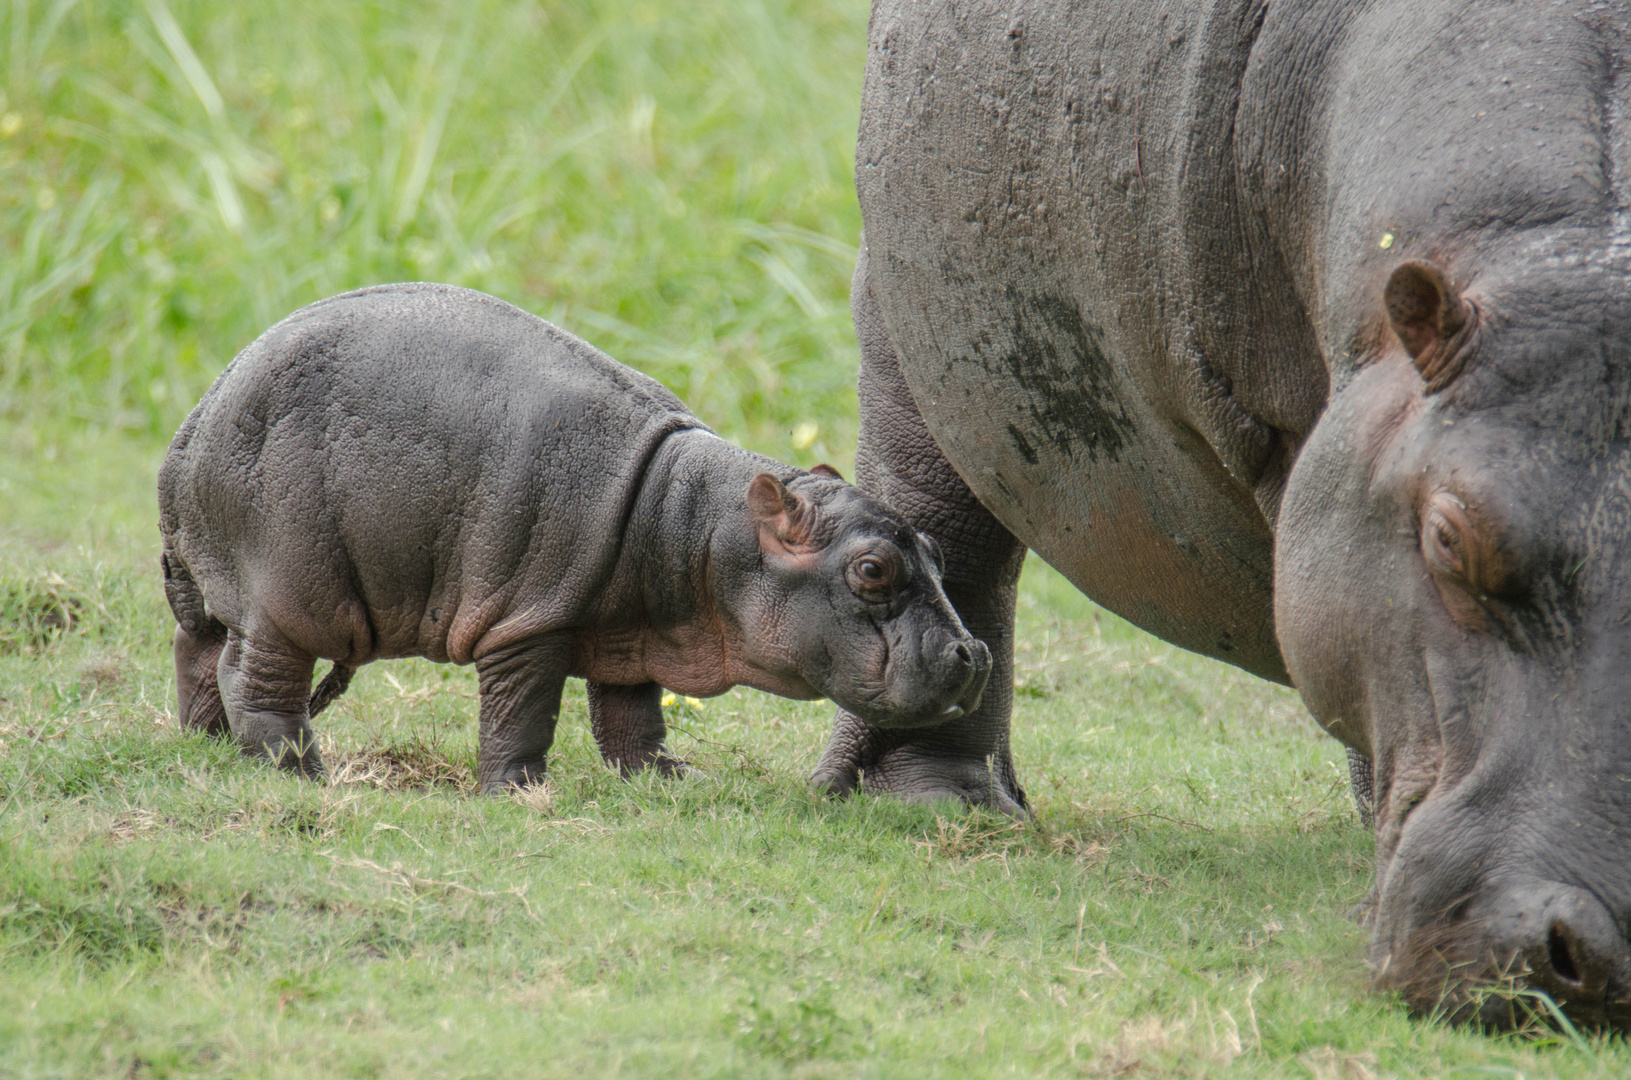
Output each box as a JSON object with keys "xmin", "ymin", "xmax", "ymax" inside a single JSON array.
[
  {"xmin": 937, "ymin": 637, "xmax": 974, "ymax": 675},
  {"xmin": 1549, "ymin": 923, "xmax": 1583, "ymax": 985},
  {"xmin": 941, "ymin": 638, "xmax": 990, "ymax": 685}
]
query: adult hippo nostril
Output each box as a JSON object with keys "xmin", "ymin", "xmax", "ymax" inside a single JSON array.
[
  {"xmin": 1381, "ymin": 879, "xmax": 1631, "ymax": 1028},
  {"xmin": 1549, "ymin": 923, "xmax": 1583, "ymax": 986},
  {"xmin": 1504, "ymin": 887, "xmax": 1626, "ymax": 1003}
]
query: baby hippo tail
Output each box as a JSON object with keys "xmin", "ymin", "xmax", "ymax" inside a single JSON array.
[{"xmin": 308, "ymin": 663, "xmax": 355, "ymax": 719}]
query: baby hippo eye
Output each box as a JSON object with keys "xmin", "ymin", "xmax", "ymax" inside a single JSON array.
[{"xmin": 846, "ymin": 549, "xmax": 900, "ymax": 600}]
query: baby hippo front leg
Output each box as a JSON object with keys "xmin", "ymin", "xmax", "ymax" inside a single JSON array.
[
  {"xmin": 587, "ymin": 681, "xmax": 690, "ymax": 777},
  {"xmin": 474, "ymin": 635, "xmax": 574, "ymax": 792}
]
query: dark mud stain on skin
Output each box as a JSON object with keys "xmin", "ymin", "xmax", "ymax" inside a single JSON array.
[
  {"xmin": 1007, "ymin": 424, "xmax": 1039, "ymax": 464},
  {"xmin": 980, "ymin": 292, "xmax": 1135, "ymax": 464}
]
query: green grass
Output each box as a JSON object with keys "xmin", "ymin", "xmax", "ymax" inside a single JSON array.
[
  {"xmin": 3, "ymin": 0, "xmax": 1628, "ymax": 1076},
  {"xmin": 2, "ymin": 0, "xmax": 861, "ymax": 464}
]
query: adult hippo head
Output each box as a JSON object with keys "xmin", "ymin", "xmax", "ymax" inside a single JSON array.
[
  {"xmin": 817, "ymin": 0, "xmax": 1631, "ymax": 1028},
  {"xmin": 1280, "ymin": 257, "xmax": 1631, "ymax": 1026}
]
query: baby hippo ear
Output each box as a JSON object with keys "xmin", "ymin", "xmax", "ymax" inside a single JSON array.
[
  {"xmin": 809, "ymin": 463, "xmax": 845, "ymax": 481},
  {"xmin": 1384, "ymin": 260, "xmax": 1478, "ymax": 390},
  {"xmin": 748, "ymin": 473, "xmax": 818, "ymax": 551}
]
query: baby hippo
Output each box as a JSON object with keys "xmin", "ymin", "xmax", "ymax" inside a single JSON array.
[{"xmin": 158, "ymin": 283, "xmax": 990, "ymax": 789}]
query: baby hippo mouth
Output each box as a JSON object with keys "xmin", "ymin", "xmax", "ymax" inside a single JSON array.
[{"xmin": 934, "ymin": 637, "xmax": 991, "ymax": 719}]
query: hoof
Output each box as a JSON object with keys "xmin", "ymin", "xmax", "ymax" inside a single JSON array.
[
  {"xmin": 610, "ymin": 750, "xmax": 705, "ymax": 780},
  {"xmin": 812, "ymin": 743, "xmax": 1028, "ymax": 819},
  {"xmin": 652, "ymin": 753, "xmax": 705, "ymax": 780},
  {"xmin": 480, "ymin": 761, "xmax": 549, "ymax": 794}
]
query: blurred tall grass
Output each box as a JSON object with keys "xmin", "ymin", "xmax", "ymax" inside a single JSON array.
[{"xmin": 0, "ymin": 0, "xmax": 867, "ymax": 466}]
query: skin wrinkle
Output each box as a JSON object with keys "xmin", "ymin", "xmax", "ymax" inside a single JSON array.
[{"xmin": 698, "ymin": 522, "xmax": 733, "ymax": 689}]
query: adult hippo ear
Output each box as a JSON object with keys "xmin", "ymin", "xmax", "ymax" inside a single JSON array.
[
  {"xmin": 1384, "ymin": 260, "xmax": 1480, "ymax": 391},
  {"xmin": 747, "ymin": 473, "xmax": 820, "ymax": 556},
  {"xmin": 809, "ymin": 463, "xmax": 845, "ymax": 481}
]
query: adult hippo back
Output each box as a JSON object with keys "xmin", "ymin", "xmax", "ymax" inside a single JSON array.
[{"xmin": 814, "ymin": 0, "xmax": 1631, "ymax": 1026}]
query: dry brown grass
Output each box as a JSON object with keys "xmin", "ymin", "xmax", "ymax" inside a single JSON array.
[
  {"xmin": 1080, "ymin": 1010, "xmax": 1249, "ymax": 1077},
  {"xmin": 105, "ymin": 809, "xmax": 166, "ymax": 843},
  {"xmin": 1298, "ymin": 1045, "xmax": 1383, "ymax": 1080},
  {"xmin": 913, "ymin": 814, "xmax": 1110, "ymax": 868},
  {"xmin": 322, "ymin": 736, "xmax": 475, "ymax": 793},
  {"xmin": 0, "ymin": 571, "xmax": 84, "ymax": 655}
]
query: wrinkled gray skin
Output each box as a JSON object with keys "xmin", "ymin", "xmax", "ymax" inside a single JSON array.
[
  {"xmin": 820, "ymin": 0, "xmax": 1631, "ymax": 1026},
  {"xmin": 159, "ymin": 283, "xmax": 989, "ymax": 793}
]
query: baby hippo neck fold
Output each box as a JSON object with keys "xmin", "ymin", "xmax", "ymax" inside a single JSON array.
[{"xmin": 582, "ymin": 430, "xmax": 816, "ymax": 699}]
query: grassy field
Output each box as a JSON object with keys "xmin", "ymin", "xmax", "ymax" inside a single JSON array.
[{"xmin": 2, "ymin": 1, "xmax": 1629, "ymax": 1076}]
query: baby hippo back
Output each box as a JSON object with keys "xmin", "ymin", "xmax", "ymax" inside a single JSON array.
[{"xmin": 158, "ymin": 282, "xmax": 703, "ymax": 666}]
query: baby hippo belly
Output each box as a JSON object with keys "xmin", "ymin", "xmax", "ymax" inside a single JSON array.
[{"xmin": 218, "ymin": 419, "xmax": 565, "ymax": 668}]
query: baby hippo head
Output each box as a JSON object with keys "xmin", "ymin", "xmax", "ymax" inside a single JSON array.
[{"xmin": 729, "ymin": 468, "xmax": 990, "ymax": 727}]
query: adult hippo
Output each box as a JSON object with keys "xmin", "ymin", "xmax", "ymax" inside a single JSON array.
[{"xmin": 814, "ymin": 0, "xmax": 1631, "ymax": 1026}]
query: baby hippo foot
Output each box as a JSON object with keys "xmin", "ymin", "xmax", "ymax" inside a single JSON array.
[
  {"xmin": 587, "ymin": 681, "xmax": 699, "ymax": 778},
  {"xmin": 812, "ymin": 707, "xmax": 1028, "ymax": 818},
  {"xmin": 481, "ymin": 760, "xmax": 550, "ymax": 793},
  {"xmin": 646, "ymin": 751, "xmax": 704, "ymax": 781},
  {"xmin": 253, "ymin": 726, "xmax": 325, "ymax": 776}
]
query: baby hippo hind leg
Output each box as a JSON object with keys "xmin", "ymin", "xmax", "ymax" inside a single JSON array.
[
  {"xmin": 587, "ymin": 681, "xmax": 692, "ymax": 777},
  {"xmin": 474, "ymin": 636, "xmax": 572, "ymax": 793},
  {"xmin": 216, "ymin": 629, "xmax": 323, "ymax": 776},
  {"xmin": 174, "ymin": 623, "xmax": 229, "ymax": 735}
]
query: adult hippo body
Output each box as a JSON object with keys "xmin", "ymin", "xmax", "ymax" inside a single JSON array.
[{"xmin": 819, "ymin": 0, "xmax": 1631, "ymax": 1025}]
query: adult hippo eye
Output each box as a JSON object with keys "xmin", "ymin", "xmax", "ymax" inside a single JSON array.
[{"xmin": 1421, "ymin": 494, "xmax": 1471, "ymax": 579}]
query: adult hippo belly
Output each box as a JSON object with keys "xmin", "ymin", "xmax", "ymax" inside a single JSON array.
[{"xmin": 815, "ymin": 0, "xmax": 1631, "ymax": 1027}]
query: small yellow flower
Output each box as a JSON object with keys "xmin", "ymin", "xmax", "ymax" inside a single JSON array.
[
  {"xmin": 682, "ymin": 696, "xmax": 703, "ymax": 709},
  {"xmin": 1378, "ymin": 232, "xmax": 1395, "ymax": 250},
  {"xmin": 661, "ymin": 691, "xmax": 676, "ymax": 707},
  {"xmin": 791, "ymin": 420, "xmax": 819, "ymax": 450},
  {"xmin": 0, "ymin": 112, "xmax": 21, "ymax": 138}
]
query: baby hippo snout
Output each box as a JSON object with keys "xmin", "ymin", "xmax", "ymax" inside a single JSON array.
[{"xmin": 881, "ymin": 626, "xmax": 991, "ymax": 728}]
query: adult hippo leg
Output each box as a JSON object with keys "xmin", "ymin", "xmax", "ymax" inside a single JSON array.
[
  {"xmin": 216, "ymin": 627, "xmax": 322, "ymax": 775},
  {"xmin": 474, "ymin": 635, "xmax": 571, "ymax": 792},
  {"xmin": 587, "ymin": 680, "xmax": 689, "ymax": 777},
  {"xmin": 813, "ymin": 259, "xmax": 1029, "ymax": 816}
]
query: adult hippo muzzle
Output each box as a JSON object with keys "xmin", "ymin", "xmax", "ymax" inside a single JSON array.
[{"xmin": 1280, "ymin": 263, "xmax": 1631, "ymax": 1026}]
